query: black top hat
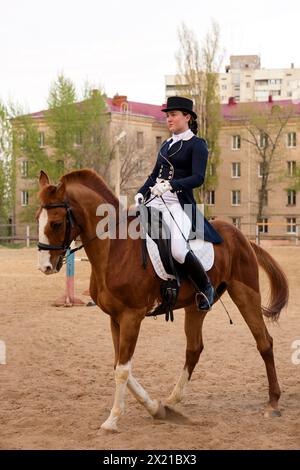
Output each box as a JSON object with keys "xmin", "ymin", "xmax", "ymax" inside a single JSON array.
[{"xmin": 161, "ymin": 96, "xmax": 197, "ymax": 119}]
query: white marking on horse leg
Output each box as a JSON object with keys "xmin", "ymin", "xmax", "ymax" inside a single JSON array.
[
  {"xmin": 38, "ymin": 209, "xmax": 52, "ymax": 272},
  {"xmin": 166, "ymin": 368, "xmax": 189, "ymax": 406},
  {"xmin": 127, "ymin": 374, "xmax": 160, "ymax": 416},
  {"xmin": 100, "ymin": 361, "xmax": 131, "ymax": 432}
]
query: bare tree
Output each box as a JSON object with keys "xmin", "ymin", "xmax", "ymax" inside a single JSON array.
[
  {"xmin": 111, "ymin": 124, "xmax": 153, "ymax": 199},
  {"xmin": 238, "ymin": 102, "xmax": 295, "ymax": 225},
  {"xmin": 176, "ymin": 21, "xmax": 224, "ymax": 204}
]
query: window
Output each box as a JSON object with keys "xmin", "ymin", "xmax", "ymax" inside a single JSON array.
[
  {"xmin": 287, "ymin": 190, "xmax": 296, "ymax": 205},
  {"xmin": 20, "ymin": 160, "xmax": 28, "ymax": 177},
  {"xmin": 38, "ymin": 132, "xmax": 45, "ymax": 148},
  {"xmin": 269, "ymin": 79, "xmax": 281, "ymax": 85},
  {"xmin": 271, "ymin": 87, "xmax": 280, "ymax": 94},
  {"xmin": 231, "ymin": 190, "xmax": 241, "ymax": 205},
  {"xmin": 246, "ymin": 82, "xmax": 251, "ymax": 88},
  {"xmin": 207, "ymin": 190, "xmax": 215, "ymax": 205},
  {"xmin": 137, "ymin": 132, "xmax": 144, "ymax": 149},
  {"xmin": 232, "ymin": 217, "xmax": 241, "ymax": 229},
  {"xmin": 231, "ymin": 162, "xmax": 241, "ymax": 178},
  {"xmin": 259, "ymin": 133, "xmax": 268, "ymax": 149},
  {"xmin": 221, "ymin": 85, "xmax": 227, "ymax": 90},
  {"xmin": 287, "ymin": 160, "xmax": 296, "ymax": 176},
  {"xmin": 255, "ymin": 79, "xmax": 268, "ymax": 86},
  {"xmin": 156, "ymin": 136, "xmax": 162, "ymax": 150},
  {"xmin": 136, "ymin": 159, "xmax": 144, "ymax": 175},
  {"xmin": 258, "ymin": 189, "xmax": 268, "ymax": 206},
  {"xmin": 208, "ymin": 162, "xmax": 216, "ymax": 176},
  {"xmin": 287, "ymin": 217, "xmax": 297, "ymax": 234},
  {"xmin": 258, "ymin": 218, "xmax": 269, "ymax": 233},
  {"xmin": 21, "ymin": 191, "xmax": 29, "ymax": 206},
  {"xmin": 75, "ymin": 130, "xmax": 83, "ymax": 145},
  {"xmin": 232, "ymin": 135, "xmax": 241, "ymax": 150},
  {"xmin": 287, "ymin": 132, "xmax": 296, "ymax": 147}
]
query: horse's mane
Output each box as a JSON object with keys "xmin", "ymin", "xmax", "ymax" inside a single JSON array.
[{"xmin": 60, "ymin": 168, "xmax": 120, "ymax": 208}]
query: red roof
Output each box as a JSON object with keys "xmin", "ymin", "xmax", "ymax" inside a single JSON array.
[
  {"xmin": 30, "ymin": 97, "xmax": 166, "ymax": 122},
  {"xmin": 106, "ymin": 97, "xmax": 165, "ymax": 121},
  {"xmin": 29, "ymin": 97, "xmax": 300, "ymax": 123},
  {"xmin": 222, "ymin": 99, "xmax": 300, "ymax": 121}
]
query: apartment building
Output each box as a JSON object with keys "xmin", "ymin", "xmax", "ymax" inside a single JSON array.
[
  {"xmin": 208, "ymin": 99, "xmax": 300, "ymax": 239},
  {"xmin": 15, "ymin": 94, "xmax": 169, "ymax": 233},
  {"xmin": 15, "ymin": 94, "xmax": 300, "ymax": 241},
  {"xmin": 166, "ymin": 55, "xmax": 300, "ymax": 104}
]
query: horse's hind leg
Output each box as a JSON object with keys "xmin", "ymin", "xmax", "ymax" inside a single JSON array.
[
  {"xmin": 166, "ymin": 304, "xmax": 207, "ymax": 406},
  {"xmin": 227, "ymin": 280, "xmax": 281, "ymax": 417}
]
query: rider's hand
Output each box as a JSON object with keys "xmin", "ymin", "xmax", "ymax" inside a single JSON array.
[
  {"xmin": 150, "ymin": 180, "xmax": 171, "ymax": 197},
  {"xmin": 134, "ymin": 193, "xmax": 144, "ymax": 207}
]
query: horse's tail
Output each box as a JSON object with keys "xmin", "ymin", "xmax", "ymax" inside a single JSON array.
[{"xmin": 250, "ymin": 241, "xmax": 289, "ymax": 321}]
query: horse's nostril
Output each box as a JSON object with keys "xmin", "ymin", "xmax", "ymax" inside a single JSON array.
[{"xmin": 45, "ymin": 265, "xmax": 52, "ymax": 273}]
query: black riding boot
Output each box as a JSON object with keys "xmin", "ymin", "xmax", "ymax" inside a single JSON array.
[{"xmin": 182, "ymin": 250, "xmax": 215, "ymax": 311}]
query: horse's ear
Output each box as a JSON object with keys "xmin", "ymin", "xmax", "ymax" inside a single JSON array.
[
  {"xmin": 56, "ymin": 181, "xmax": 66, "ymax": 200},
  {"xmin": 39, "ymin": 170, "xmax": 50, "ymax": 188}
]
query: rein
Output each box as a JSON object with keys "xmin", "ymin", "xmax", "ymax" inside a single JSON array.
[{"xmin": 37, "ymin": 202, "xmax": 98, "ymax": 261}]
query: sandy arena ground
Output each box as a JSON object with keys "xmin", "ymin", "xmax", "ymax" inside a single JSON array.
[{"xmin": 0, "ymin": 246, "xmax": 299, "ymax": 450}]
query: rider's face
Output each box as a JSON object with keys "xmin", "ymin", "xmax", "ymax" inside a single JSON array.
[{"xmin": 166, "ymin": 110, "xmax": 190, "ymax": 135}]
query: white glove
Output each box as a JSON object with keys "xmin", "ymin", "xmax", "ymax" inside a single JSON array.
[
  {"xmin": 134, "ymin": 192, "xmax": 144, "ymax": 207},
  {"xmin": 150, "ymin": 180, "xmax": 171, "ymax": 197}
]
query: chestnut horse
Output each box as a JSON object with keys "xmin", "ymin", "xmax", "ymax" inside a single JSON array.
[{"xmin": 37, "ymin": 169, "xmax": 288, "ymax": 432}]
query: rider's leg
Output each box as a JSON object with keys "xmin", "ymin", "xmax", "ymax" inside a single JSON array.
[{"xmin": 164, "ymin": 204, "xmax": 215, "ymax": 311}]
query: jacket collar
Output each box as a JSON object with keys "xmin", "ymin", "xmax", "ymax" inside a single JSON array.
[{"xmin": 167, "ymin": 128, "xmax": 194, "ymax": 143}]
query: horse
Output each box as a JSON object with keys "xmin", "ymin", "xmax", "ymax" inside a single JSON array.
[{"xmin": 37, "ymin": 168, "xmax": 289, "ymax": 432}]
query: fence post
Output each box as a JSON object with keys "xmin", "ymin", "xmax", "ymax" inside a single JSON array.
[
  {"xmin": 26, "ymin": 225, "xmax": 30, "ymax": 248},
  {"xmin": 296, "ymin": 225, "xmax": 299, "ymax": 246},
  {"xmin": 255, "ymin": 225, "xmax": 260, "ymax": 245}
]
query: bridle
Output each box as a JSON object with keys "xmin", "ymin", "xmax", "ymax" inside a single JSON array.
[
  {"xmin": 37, "ymin": 202, "xmax": 75, "ymax": 253},
  {"xmin": 37, "ymin": 201, "xmax": 98, "ymax": 260}
]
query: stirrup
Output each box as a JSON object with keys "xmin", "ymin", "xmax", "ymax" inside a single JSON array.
[{"xmin": 195, "ymin": 289, "xmax": 214, "ymax": 312}]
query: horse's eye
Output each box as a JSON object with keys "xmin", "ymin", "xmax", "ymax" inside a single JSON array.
[{"xmin": 51, "ymin": 221, "xmax": 63, "ymax": 231}]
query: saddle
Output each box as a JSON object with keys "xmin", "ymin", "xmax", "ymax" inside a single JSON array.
[{"xmin": 138, "ymin": 204, "xmax": 184, "ymax": 322}]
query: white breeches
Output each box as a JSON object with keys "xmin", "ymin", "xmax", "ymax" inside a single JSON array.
[{"xmin": 147, "ymin": 192, "xmax": 191, "ymax": 264}]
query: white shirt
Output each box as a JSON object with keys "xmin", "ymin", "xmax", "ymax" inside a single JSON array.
[{"xmin": 168, "ymin": 128, "xmax": 194, "ymax": 148}]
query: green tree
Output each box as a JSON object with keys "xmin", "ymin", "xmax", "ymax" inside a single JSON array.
[
  {"xmin": 46, "ymin": 76, "xmax": 111, "ymax": 178},
  {"xmin": 11, "ymin": 74, "xmax": 111, "ymax": 223},
  {"xmin": 0, "ymin": 101, "xmax": 15, "ymax": 232}
]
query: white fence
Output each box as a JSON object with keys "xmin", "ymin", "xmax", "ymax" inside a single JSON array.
[{"xmin": 0, "ymin": 224, "xmax": 38, "ymax": 247}]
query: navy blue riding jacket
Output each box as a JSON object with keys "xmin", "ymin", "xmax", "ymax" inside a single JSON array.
[{"xmin": 137, "ymin": 135, "xmax": 223, "ymax": 244}]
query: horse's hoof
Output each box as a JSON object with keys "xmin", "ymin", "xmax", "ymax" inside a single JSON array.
[
  {"xmin": 263, "ymin": 408, "xmax": 281, "ymax": 418},
  {"xmin": 152, "ymin": 402, "xmax": 166, "ymax": 420},
  {"xmin": 100, "ymin": 420, "xmax": 119, "ymax": 433}
]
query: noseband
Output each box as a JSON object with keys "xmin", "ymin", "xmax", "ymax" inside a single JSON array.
[{"xmin": 37, "ymin": 202, "xmax": 75, "ymax": 253}]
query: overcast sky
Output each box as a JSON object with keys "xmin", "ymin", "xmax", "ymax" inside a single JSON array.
[{"xmin": 1, "ymin": 0, "xmax": 299, "ymax": 112}]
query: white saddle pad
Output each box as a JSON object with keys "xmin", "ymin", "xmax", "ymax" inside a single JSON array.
[{"xmin": 146, "ymin": 235, "xmax": 214, "ymax": 281}]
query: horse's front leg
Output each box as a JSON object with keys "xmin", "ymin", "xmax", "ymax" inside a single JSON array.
[
  {"xmin": 101, "ymin": 312, "xmax": 165, "ymax": 432},
  {"xmin": 100, "ymin": 310, "xmax": 143, "ymax": 432}
]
